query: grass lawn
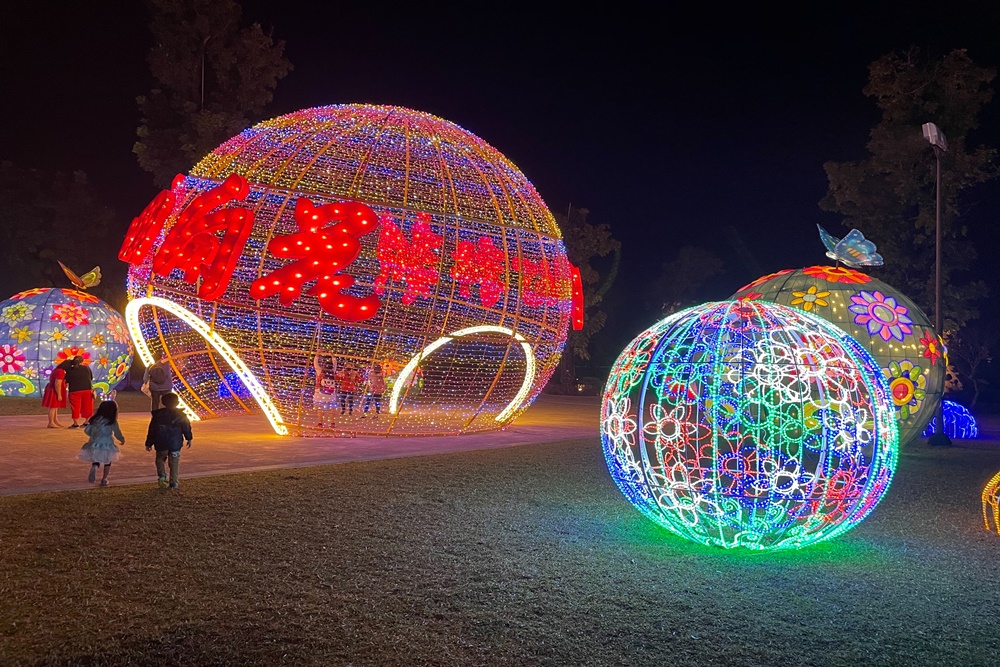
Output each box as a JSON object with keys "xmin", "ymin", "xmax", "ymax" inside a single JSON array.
[{"xmin": 1, "ymin": 438, "xmax": 999, "ymax": 666}]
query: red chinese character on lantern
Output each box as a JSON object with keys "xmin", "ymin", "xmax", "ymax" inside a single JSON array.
[
  {"xmin": 451, "ymin": 235, "xmax": 506, "ymax": 308},
  {"xmin": 570, "ymin": 264, "xmax": 584, "ymax": 330},
  {"xmin": 151, "ymin": 173, "xmax": 255, "ymax": 301},
  {"xmin": 251, "ymin": 197, "xmax": 381, "ymax": 321},
  {"xmin": 519, "ymin": 253, "xmax": 569, "ymax": 308},
  {"xmin": 118, "ymin": 174, "xmax": 185, "ymax": 264},
  {"xmin": 374, "ymin": 212, "xmax": 443, "ymax": 305}
]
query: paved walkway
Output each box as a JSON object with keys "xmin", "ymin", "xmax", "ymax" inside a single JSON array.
[{"xmin": 0, "ymin": 395, "xmax": 601, "ymax": 496}]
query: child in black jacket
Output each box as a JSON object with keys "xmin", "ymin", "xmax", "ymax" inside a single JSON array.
[{"xmin": 145, "ymin": 393, "xmax": 193, "ymax": 489}]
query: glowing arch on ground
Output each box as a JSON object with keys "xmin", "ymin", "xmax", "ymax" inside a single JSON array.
[
  {"xmin": 125, "ymin": 297, "xmax": 288, "ymax": 435},
  {"xmin": 390, "ymin": 325, "xmax": 536, "ymax": 423}
]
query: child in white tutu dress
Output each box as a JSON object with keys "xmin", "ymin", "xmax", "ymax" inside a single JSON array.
[{"xmin": 78, "ymin": 400, "xmax": 125, "ymax": 487}]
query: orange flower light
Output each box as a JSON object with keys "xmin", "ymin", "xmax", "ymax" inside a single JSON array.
[{"xmin": 802, "ymin": 265, "xmax": 872, "ymax": 284}]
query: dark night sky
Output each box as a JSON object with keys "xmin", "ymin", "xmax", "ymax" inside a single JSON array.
[{"xmin": 3, "ymin": 1, "xmax": 1000, "ymax": 366}]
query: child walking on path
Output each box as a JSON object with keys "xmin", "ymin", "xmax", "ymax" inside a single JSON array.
[
  {"xmin": 145, "ymin": 392, "xmax": 192, "ymax": 489},
  {"xmin": 78, "ymin": 400, "xmax": 125, "ymax": 487}
]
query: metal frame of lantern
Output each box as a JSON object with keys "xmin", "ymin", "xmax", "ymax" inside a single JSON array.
[{"xmin": 122, "ymin": 105, "xmax": 581, "ymax": 436}]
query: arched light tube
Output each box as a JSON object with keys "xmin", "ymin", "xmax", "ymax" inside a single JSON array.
[
  {"xmin": 390, "ymin": 325, "xmax": 536, "ymax": 423},
  {"xmin": 125, "ymin": 297, "xmax": 288, "ymax": 435}
]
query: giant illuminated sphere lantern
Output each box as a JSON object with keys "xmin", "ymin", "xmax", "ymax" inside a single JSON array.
[
  {"xmin": 731, "ymin": 267, "xmax": 945, "ymax": 447},
  {"xmin": 601, "ymin": 300, "xmax": 899, "ymax": 550},
  {"xmin": 121, "ymin": 105, "xmax": 579, "ymax": 436},
  {"xmin": 0, "ymin": 288, "xmax": 133, "ymax": 398}
]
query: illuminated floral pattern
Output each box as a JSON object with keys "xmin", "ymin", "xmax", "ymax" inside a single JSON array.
[
  {"xmin": 56, "ymin": 346, "xmax": 91, "ymax": 365},
  {"xmin": 50, "ymin": 303, "xmax": 90, "ymax": 329},
  {"xmin": 11, "ymin": 326, "xmax": 32, "ymax": 344},
  {"xmin": 0, "ymin": 345, "xmax": 26, "ymax": 373},
  {"xmin": 885, "ymin": 360, "xmax": 925, "ymax": 420},
  {"xmin": 0, "ymin": 288, "xmax": 131, "ymax": 398},
  {"xmin": 61, "ymin": 289, "xmax": 100, "ymax": 304},
  {"xmin": 106, "ymin": 314, "xmax": 130, "ymax": 345},
  {"xmin": 849, "ymin": 290, "xmax": 912, "ymax": 341},
  {"xmin": 921, "ymin": 332, "xmax": 943, "ymax": 366},
  {"xmin": 738, "ymin": 269, "xmax": 793, "ymax": 293},
  {"xmin": 738, "ymin": 291, "xmax": 763, "ymax": 301},
  {"xmin": 602, "ymin": 300, "xmax": 898, "ymax": 551},
  {"xmin": 803, "ymin": 265, "xmax": 871, "ymax": 284},
  {"xmin": 2, "ymin": 302, "xmax": 36, "ymax": 327},
  {"xmin": 790, "ymin": 285, "xmax": 830, "ymax": 312}
]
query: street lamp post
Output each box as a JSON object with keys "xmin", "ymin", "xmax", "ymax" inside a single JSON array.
[{"xmin": 922, "ymin": 122, "xmax": 951, "ymax": 447}]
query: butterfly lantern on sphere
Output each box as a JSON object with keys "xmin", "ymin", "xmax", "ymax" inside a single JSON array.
[
  {"xmin": 816, "ymin": 225, "xmax": 883, "ymax": 268},
  {"xmin": 731, "ymin": 224, "xmax": 946, "ymax": 447}
]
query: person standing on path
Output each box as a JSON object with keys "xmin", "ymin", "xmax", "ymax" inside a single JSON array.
[
  {"xmin": 362, "ymin": 363, "xmax": 386, "ymax": 417},
  {"xmin": 64, "ymin": 355, "xmax": 94, "ymax": 428},
  {"xmin": 145, "ymin": 392, "xmax": 192, "ymax": 490},
  {"xmin": 338, "ymin": 363, "xmax": 361, "ymax": 416},
  {"xmin": 142, "ymin": 352, "xmax": 174, "ymax": 411},
  {"xmin": 42, "ymin": 359, "xmax": 73, "ymax": 428},
  {"xmin": 78, "ymin": 400, "xmax": 125, "ymax": 487}
]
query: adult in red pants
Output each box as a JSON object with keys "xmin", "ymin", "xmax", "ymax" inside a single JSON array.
[{"xmin": 64, "ymin": 355, "xmax": 95, "ymax": 428}]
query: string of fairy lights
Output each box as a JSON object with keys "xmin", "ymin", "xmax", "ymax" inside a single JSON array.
[
  {"xmin": 124, "ymin": 105, "xmax": 574, "ymax": 436},
  {"xmin": 601, "ymin": 300, "xmax": 899, "ymax": 551}
]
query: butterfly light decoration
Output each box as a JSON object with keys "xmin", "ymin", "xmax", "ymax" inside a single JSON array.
[
  {"xmin": 58, "ymin": 261, "xmax": 102, "ymax": 290},
  {"xmin": 817, "ymin": 225, "xmax": 883, "ymax": 268}
]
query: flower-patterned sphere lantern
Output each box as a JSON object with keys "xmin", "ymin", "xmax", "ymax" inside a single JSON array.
[
  {"xmin": 0, "ymin": 288, "xmax": 133, "ymax": 398},
  {"xmin": 601, "ymin": 300, "xmax": 899, "ymax": 551},
  {"xmin": 122, "ymin": 105, "xmax": 576, "ymax": 436},
  {"xmin": 732, "ymin": 267, "xmax": 945, "ymax": 447}
]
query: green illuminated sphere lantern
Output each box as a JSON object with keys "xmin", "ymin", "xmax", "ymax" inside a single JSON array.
[
  {"xmin": 732, "ymin": 266, "xmax": 945, "ymax": 447},
  {"xmin": 601, "ymin": 300, "xmax": 899, "ymax": 550},
  {"xmin": 0, "ymin": 288, "xmax": 133, "ymax": 398},
  {"xmin": 121, "ymin": 105, "xmax": 577, "ymax": 436}
]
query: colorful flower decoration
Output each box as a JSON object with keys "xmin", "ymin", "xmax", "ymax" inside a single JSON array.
[
  {"xmin": 50, "ymin": 302, "xmax": 90, "ymax": 329},
  {"xmin": 91, "ymin": 333, "xmax": 106, "ymax": 347},
  {"xmin": 10, "ymin": 326, "xmax": 32, "ymax": 345},
  {"xmin": 1, "ymin": 302, "xmax": 36, "ymax": 327},
  {"xmin": 802, "ymin": 266, "xmax": 872, "ymax": 284},
  {"xmin": 0, "ymin": 344, "xmax": 26, "ymax": 374},
  {"xmin": 885, "ymin": 360, "xmax": 926, "ymax": 420},
  {"xmin": 738, "ymin": 269, "xmax": 794, "ymax": 293},
  {"xmin": 47, "ymin": 327, "xmax": 68, "ymax": 344},
  {"xmin": 55, "ymin": 346, "xmax": 91, "ymax": 365},
  {"xmin": 106, "ymin": 314, "xmax": 130, "ymax": 345},
  {"xmin": 790, "ymin": 285, "xmax": 830, "ymax": 312},
  {"xmin": 739, "ymin": 291, "xmax": 763, "ymax": 301},
  {"xmin": 11, "ymin": 288, "xmax": 49, "ymax": 300},
  {"xmin": 61, "ymin": 289, "xmax": 100, "ymax": 304},
  {"xmin": 850, "ymin": 290, "xmax": 913, "ymax": 341},
  {"xmin": 920, "ymin": 332, "xmax": 943, "ymax": 366}
]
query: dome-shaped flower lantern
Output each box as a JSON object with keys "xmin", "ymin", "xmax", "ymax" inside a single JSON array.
[
  {"xmin": 121, "ymin": 105, "xmax": 580, "ymax": 436},
  {"xmin": 601, "ymin": 300, "xmax": 899, "ymax": 550},
  {"xmin": 0, "ymin": 288, "xmax": 133, "ymax": 398},
  {"xmin": 732, "ymin": 266, "xmax": 944, "ymax": 447}
]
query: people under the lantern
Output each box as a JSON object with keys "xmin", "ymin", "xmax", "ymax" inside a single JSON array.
[
  {"xmin": 312, "ymin": 352, "xmax": 338, "ymax": 428},
  {"xmin": 64, "ymin": 355, "xmax": 94, "ymax": 428},
  {"xmin": 42, "ymin": 359, "xmax": 74, "ymax": 428},
  {"xmin": 363, "ymin": 363, "xmax": 386, "ymax": 417},
  {"xmin": 338, "ymin": 363, "xmax": 361, "ymax": 416}
]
